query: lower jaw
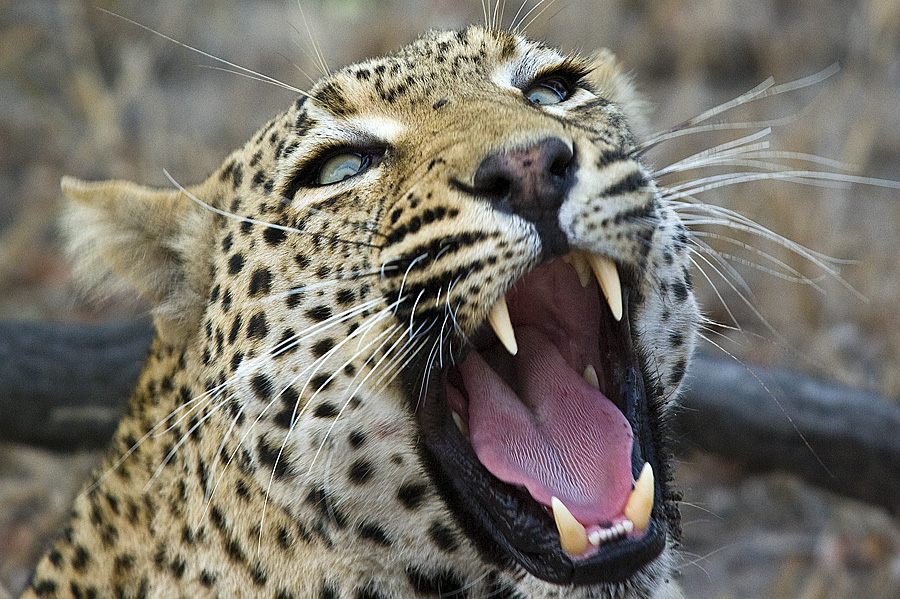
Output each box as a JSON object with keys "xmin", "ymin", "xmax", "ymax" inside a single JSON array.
[{"xmin": 415, "ymin": 367, "xmax": 669, "ymax": 586}]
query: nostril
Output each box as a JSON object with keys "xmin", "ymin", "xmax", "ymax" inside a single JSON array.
[{"xmin": 549, "ymin": 148, "xmax": 574, "ymax": 180}]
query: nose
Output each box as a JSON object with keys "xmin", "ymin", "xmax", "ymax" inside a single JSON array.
[{"xmin": 469, "ymin": 137, "xmax": 575, "ymax": 256}]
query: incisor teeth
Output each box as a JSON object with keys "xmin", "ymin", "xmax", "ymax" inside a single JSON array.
[
  {"xmin": 563, "ymin": 253, "xmax": 593, "ymax": 288},
  {"xmin": 623, "ymin": 462, "xmax": 654, "ymax": 532},
  {"xmin": 487, "ymin": 295, "xmax": 518, "ymax": 355},
  {"xmin": 551, "ymin": 497, "xmax": 589, "ymax": 556},
  {"xmin": 582, "ymin": 364, "xmax": 600, "ymax": 390},
  {"xmin": 586, "ymin": 254, "xmax": 623, "ymax": 321},
  {"xmin": 588, "ymin": 521, "xmax": 632, "ymax": 546}
]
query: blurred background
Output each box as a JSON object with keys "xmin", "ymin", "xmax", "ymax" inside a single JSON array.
[{"xmin": 1, "ymin": 0, "xmax": 898, "ymax": 596}]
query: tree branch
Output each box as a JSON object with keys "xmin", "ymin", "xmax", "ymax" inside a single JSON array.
[{"xmin": 2, "ymin": 320, "xmax": 898, "ymax": 515}]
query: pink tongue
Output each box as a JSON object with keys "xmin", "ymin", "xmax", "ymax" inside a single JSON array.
[{"xmin": 461, "ymin": 327, "xmax": 634, "ymax": 525}]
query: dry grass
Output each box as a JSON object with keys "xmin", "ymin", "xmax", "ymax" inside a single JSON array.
[{"xmin": 1, "ymin": 0, "xmax": 898, "ymax": 596}]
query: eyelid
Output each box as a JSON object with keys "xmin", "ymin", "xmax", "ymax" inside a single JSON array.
[
  {"xmin": 525, "ymin": 60, "xmax": 591, "ymax": 95},
  {"xmin": 280, "ymin": 142, "xmax": 387, "ymax": 200}
]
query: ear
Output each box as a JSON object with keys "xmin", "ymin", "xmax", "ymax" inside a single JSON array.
[
  {"xmin": 587, "ymin": 49, "xmax": 649, "ymax": 135},
  {"xmin": 61, "ymin": 176, "xmax": 217, "ymax": 344}
]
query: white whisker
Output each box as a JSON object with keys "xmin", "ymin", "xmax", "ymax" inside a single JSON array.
[{"xmin": 97, "ymin": 8, "xmax": 307, "ymax": 96}]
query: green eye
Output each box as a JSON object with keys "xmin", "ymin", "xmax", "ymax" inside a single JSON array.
[
  {"xmin": 317, "ymin": 152, "xmax": 369, "ymax": 185},
  {"xmin": 524, "ymin": 77, "xmax": 571, "ymax": 105}
]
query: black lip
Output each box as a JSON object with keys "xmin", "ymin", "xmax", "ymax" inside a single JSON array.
[{"xmin": 412, "ymin": 293, "xmax": 669, "ymax": 585}]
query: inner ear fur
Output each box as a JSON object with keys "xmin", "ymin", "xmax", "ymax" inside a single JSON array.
[
  {"xmin": 61, "ymin": 176, "xmax": 217, "ymax": 344},
  {"xmin": 587, "ymin": 49, "xmax": 649, "ymax": 136}
]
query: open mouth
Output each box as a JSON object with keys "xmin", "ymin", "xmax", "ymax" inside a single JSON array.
[{"xmin": 416, "ymin": 254, "xmax": 667, "ymax": 585}]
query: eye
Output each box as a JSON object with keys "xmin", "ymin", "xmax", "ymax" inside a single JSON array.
[
  {"xmin": 317, "ymin": 152, "xmax": 372, "ymax": 185},
  {"xmin": 524, "ymin": 76, "xmax": 572, "ymax": 105}
]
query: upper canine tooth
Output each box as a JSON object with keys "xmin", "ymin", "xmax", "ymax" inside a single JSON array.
[
  {"xmin": 551, "ymin": 497, "xmax": 589, "ymax": 556},
  {"xmin": 487, "ymin": 295, "xmax": 518, "ymax": 355},
  {"xmin": 587, "ymin": 254, "xmax": 623, "ymax": 321},
  {"xmin": 582, "ymin": 364, "xmax": 600, "ymax": 390},
  {"xmin": 624, "ymin": 462, "xmax": 654, "ymax": 532}
]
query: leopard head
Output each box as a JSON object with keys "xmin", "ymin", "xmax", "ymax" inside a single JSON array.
[{"xmin": 64, "ymin": 25, "xmax": 696, "ymax": 599}]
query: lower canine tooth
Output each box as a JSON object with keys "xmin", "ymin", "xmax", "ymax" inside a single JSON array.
[
  {"xmin": 551, "ymin": 497, "xmax": 588, "ymax": 556},
  {"xmin": 624, "ymin": 462, "xmax": 654, "ymax": 532},
  {"xmin": 451, "ymin": 411, "xmax": 469, "ymax": 438},
  {"xmin": 587, "ymin": 254, "xmax": 623, "ymax": 321},
  {"xmin": 487, "ymin": 296, "xmax": 518, "ymax": 355},
  {"xmin": 582, "ymin": 364, "xmax": 600, "ymax": 390}
]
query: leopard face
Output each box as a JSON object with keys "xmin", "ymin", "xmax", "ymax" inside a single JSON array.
[{"xmin": 39, "ymin": 24, "xmax": 696, "ymax": 599}]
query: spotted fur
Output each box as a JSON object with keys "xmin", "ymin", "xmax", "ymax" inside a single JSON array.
[{"xmin": 24, "ymin": 26, "xmax": 695, "ymax": 599}]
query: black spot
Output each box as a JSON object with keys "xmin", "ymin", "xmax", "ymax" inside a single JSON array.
[
  {"xmin": 230, "ymin": 352, "xmax": 244, "ymax": 372},
  {"xmin": 276, "ymin": 328, "xmax": 299, "ymax": 355},
  {"xmin": 427, "ymin": 521, "xmax": 460, "ymax": 553},
  {"xmin": 199, "ymin": 570, "xmax": 217, "ymax": 587},
  {"xmin": 222, "ymin": 289, "xmax": 233, "ymax": 311},
  {"xmin": 171, "ymin": 555, "xmax": 186, "ymax": 579},
  {"xmin": 235, "ymin": 478, "xmax": 251, "ymax": 501},
  {"xmin": 228, "ymin": 253, "xmax": 245, "ymax": 275},
  {"xmin": 247, "ymin": 312, "xmax": 269, "ymax": 339},
  {"xmin": 250, "ymin": 563, "xmax": 267, "ymax": 586},
  {"xmin": 221, "ymin": 232, "xmax": 234, "ymax": 252},
  {"xmin": 306, "ymin": 486, "xmax": 348, "ymax": 528},
  {"xmin": 197, "ymin": 458, "xmax": 210, "ymax": 496},
  {"xmin": 357, "ymin": 522, "xmax": 392, "ymax": 546},
  {"xmin": 32, "ymin": 579, "xmax": 57, "ymax": 597},
  {"xmin": 306, "ymin": 305, "xmax": 333, "ymax": 322},
  {"xmin": 228, "ymin": 315, "xmax": 242, "ymax": 344},
  {"xmin": 295, "ymin": 254, "xmax": 311, "ymax": 269},
  {"xmin": 486, "ymin": 577, "xmax": 525, "ymax": 599},
  {"xmin": 311, "ymin": 338, "xmax": 335, "ymax": 358},
  {"xmin": 671, "ymin": 281, "xmax": 689, "ymax": 302},
  {"xmin": 432, "ymin": 97, "xmax": 449, "ymax": 109},
  {"xmin": 181, "ymin": 524, "xmax": 195, "ymax": 545},
  {"xmin": 669, "ymin": 358, "xmax": 687, "ymax": 387},
  {"xmin": 257, "ymin": 435, "xmax": 291, "ymax": 479},
  {"xmin": 209, "ymin": 506, "xmax": 226, "ymax": 532},
  {"xmin": 273, "ymin": 387, "xmax": 301, "ymax": 429},
  {"xmin": 252, "ymin": 169, "xmax": 266, "ymax": 188},
  {"xmin": 311, "ymin": 373, "xmax": 333, "ymax": 392},
  {"xmin": 336, "ymin": 288, "xmax": 355, "ymax": 306},
  {"xmin": 320, "ymin": 582, "xmax": 339, "ymax": 599},
  {"xmin": 264, "ymin": 226, "xmax": 287, "ymax": 246},
  {"xmin": 405, "ymin": 566, "xmax": 466, "ymax": 598},
  {"xmin": 48, "ymin": 549, "xmax": 63, "ymax": 568},
  {"xmin": 225, "ymin": 536, "xmax": 247, "ymax": 563},
  {"xmin": 251, "ymin": 373, "xmax": 274, "ymax": 401},
  {"xmin": 286, "ymin": 288, "xmax": 304, "ymax": 309},
  {"xmin": 313, "ymin": 402, "xmax": 339, "ymax": 418},
  {"xmin": 348, "ymin": 429, "xmax": 367, "ymax": 449},
  {"xmin": 72, "ymin": 545, "xmax": 90, "ymax": 571},
  {"xmin": 669, "ymin": 331, "xmax": 684, "ymax": 348},
  {"xmin": 348, "ymin": 459, "xmax": 374, "ymax": 484},
  {"xmin": 249, "ymin": 268, "xmax": 272, "ymax": 296},
  {"xmin": 240, "ymin": 220, "xmax": 253, "ymax": 235},
  {"xmin": 355, "ymin": 583, "xmax": 388, "ymax": 599},
  {"xmin": 397, "ymin": 482, "xmax": 428, "ymax": 510}
]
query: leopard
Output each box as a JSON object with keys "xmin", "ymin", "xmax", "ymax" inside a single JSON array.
[{"xmin": 23, "ymin": 23, "xmax": 697, "ymax": 599}]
